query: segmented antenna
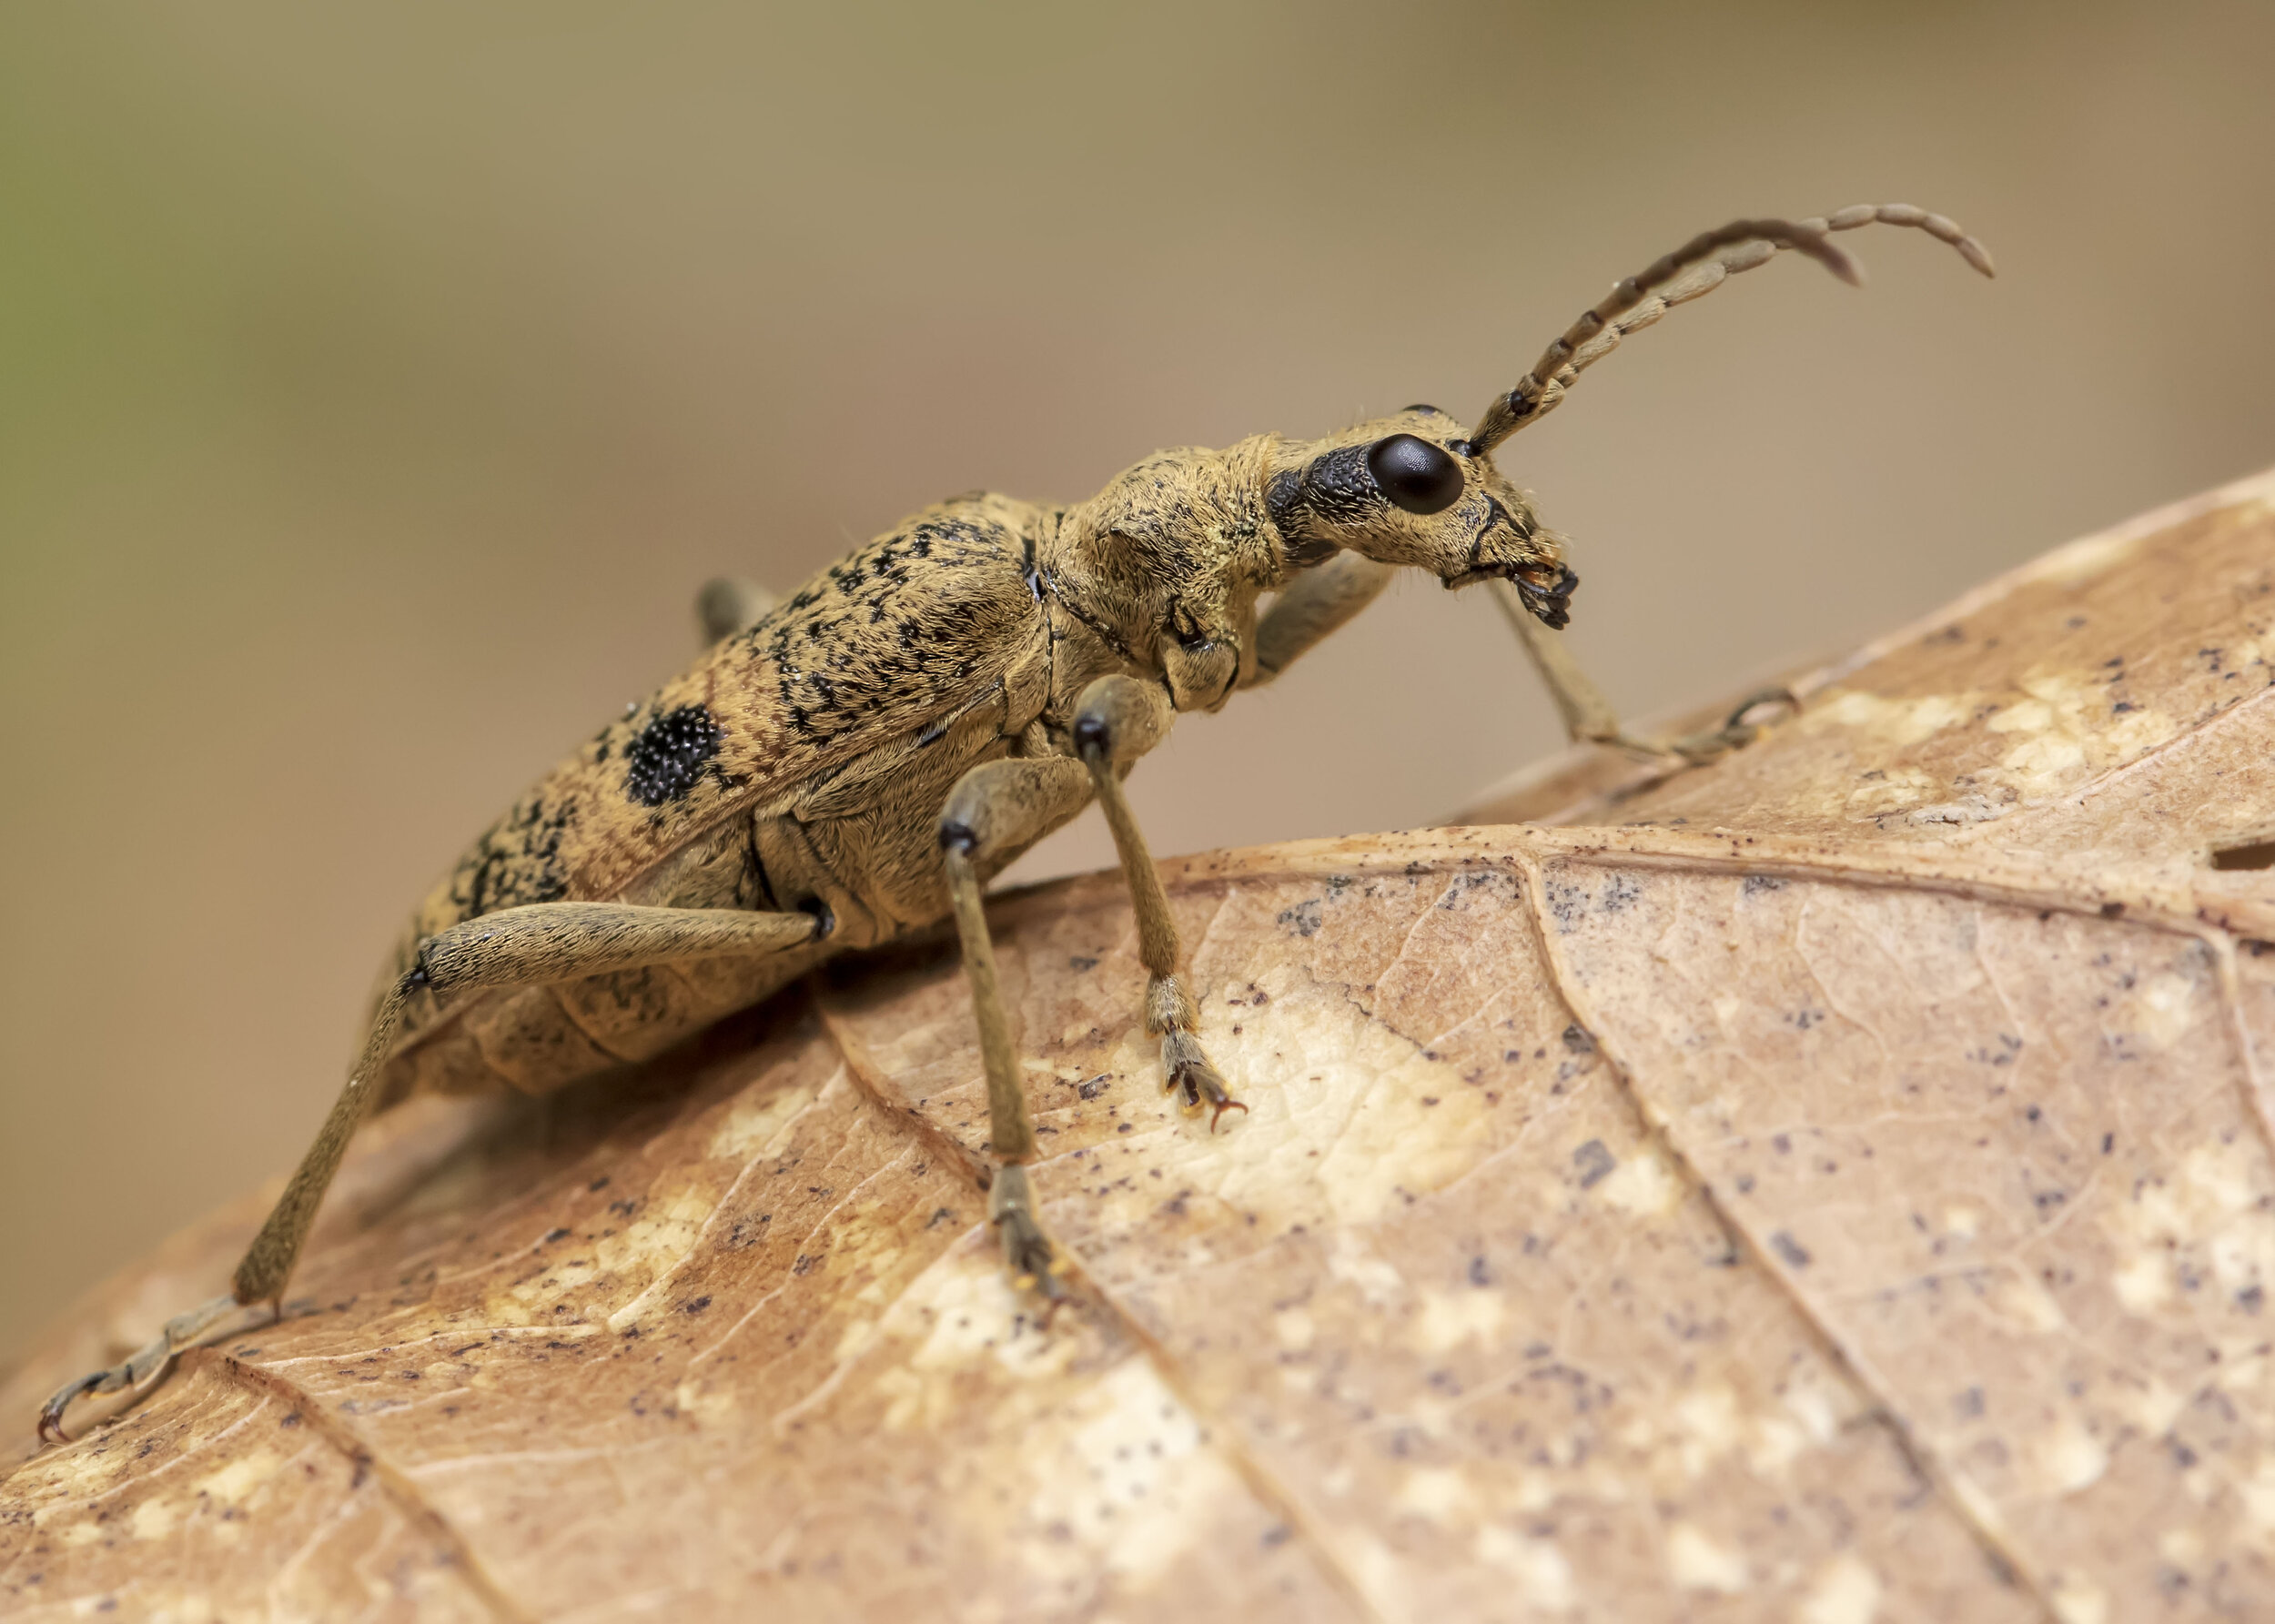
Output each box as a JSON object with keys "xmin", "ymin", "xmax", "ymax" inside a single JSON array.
[{"xmin": 1466, "ymin": 205, "xmax": 1995, "ymax": 455}]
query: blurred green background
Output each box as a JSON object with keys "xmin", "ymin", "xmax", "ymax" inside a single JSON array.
[{"xmin": 5, "ymin": 1, "xmax": 2273, "ymax": 1362}]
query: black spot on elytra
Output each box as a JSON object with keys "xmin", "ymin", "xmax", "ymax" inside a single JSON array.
[{"xmin": 626, "ymin": 705, "xmax": 723, "ymax": 806}]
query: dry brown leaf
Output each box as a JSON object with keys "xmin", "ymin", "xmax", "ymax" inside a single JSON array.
[{"xmin": 6, "ymin": 469, "xmax": 2275, "ymax": 1623}]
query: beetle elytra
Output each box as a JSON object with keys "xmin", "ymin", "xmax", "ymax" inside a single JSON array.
[{"xmin": 39, "ymin": 204, "xmax": 1992, "ymax": 1444}]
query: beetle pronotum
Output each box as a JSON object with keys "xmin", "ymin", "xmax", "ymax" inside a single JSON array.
[{"xmin": 39, "ymin": 204, "xmax": 1992, "ymax": 1444}]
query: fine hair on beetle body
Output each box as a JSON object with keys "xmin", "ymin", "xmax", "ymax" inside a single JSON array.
[{"xmin": 37, "ymin": 202, "xmax": 1994, "ymax": 1445}]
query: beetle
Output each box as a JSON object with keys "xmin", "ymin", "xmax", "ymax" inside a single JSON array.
[{"xmin": 38, "ymin": 203, "xmax": 1992, "ymax": 1443}]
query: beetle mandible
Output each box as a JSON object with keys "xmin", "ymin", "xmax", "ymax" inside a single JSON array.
[{"xmin": 38, "ymin": 203, "xmax": 1993, "ymax": 1443}]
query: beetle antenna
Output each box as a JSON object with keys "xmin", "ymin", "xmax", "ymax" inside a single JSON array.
[{"xmin": 1466, "ymin": 205, "xmax": 1996, "ymax": 455}]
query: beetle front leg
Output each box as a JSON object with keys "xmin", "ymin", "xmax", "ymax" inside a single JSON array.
[
  {"xmin": 938, "ymin": 756, "xmax": 1096, "ymax": 1300},
  {"xmin": 1073, "ymin": 675, "xmax": 1246, "ymax": 1130},
  {"xmin": 1245, "ymin": 551, "xmax": 1395, "ymax": 687},
  {"xmin": 1488, "ymin": 579, "xmax": 1796, "ymax": 763}
]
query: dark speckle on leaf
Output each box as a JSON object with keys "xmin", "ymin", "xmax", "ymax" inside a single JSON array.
[
  {"xmin": 1278, "ymin": 899, "xmax": 1323, "ymax": 937},
  {"xmin": 1572, "ymin": 1139, "xmax": 1616, "ymax": 1189},
  {"xmin": 626, "ymin": 704, "xmax": 723, "ymax": 806},
  {"xmin": 1770, "ymin": 1231, "xmax": 1812, "ymax": 1268}
]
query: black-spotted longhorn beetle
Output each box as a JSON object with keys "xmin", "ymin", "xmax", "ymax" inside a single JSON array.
[{"xmin": 40, "ymin": 204, "xmax": 1992, "ymax": 1444}]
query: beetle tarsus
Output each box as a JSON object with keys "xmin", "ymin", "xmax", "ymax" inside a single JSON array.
[
  {"xmin": 1162, "ymin": 1036, "xmax": 1243, "ymax": 1130},
  {"xmin": 1653, "ymin": 685, "xmax": 1803, "ymax": 764},
  {"xmin": 36, "ymin": 1293, "xmax": 263, "ymax": 1447},
  {"xmin": 987, "ymin": 1164, "xmax": 1069, "ymax": 1309},
  {"xmin": 38, "ymin": 1372, "xmax": 106, "ymax": 1446}
]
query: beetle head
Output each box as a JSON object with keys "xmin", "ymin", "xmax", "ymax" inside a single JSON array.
[
  {"xmin": 1263, "ymin": 409, "xmax": 1577, "ymax": 628},
  {"xmin": 1055, "ymin": 203, "xmax": 1995, "ymax": 709},
  {"xmin": 1260, "ymin": 206, "xmax": 1997, "ymax": 634}
]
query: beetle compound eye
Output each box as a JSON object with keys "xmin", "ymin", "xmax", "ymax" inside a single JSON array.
[{"xmin": 1367, "ymin": 434, "xmax": 1465, "ymax": 515}]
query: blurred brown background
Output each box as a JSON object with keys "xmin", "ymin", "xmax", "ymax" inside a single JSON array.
[{"xmin": 4, "ymin": 1, "xmax": 2273, "ymax": 1363}]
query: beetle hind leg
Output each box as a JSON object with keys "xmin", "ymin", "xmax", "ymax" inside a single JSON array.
[
  {"xmin": 35, "ymin": 901, "xmax": 824, "ymax": 1447},
  {"xmin": 37, "ymin": 1294, "xmax": 271, "ymax": 1445}
]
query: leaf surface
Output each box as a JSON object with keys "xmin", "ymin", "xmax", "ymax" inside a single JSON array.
[{"xmin": 7, "ymin": 471, "xmax": 2275, "ymax": 1622}]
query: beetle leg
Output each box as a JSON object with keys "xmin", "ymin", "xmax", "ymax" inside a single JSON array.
[
  {"xmin": 1245, "ymin": 551, "xmax": 1395, "ymax": 687},
  {"xmin": 1488, "ymin": 579, "xmax": 1798, "ymax": 762},
  {"xmin": 695, "ymin": 576, "xmax": 779, "ymax": 645},
  {"xmin": 1074, "ymin": 675, "xmax": 1247, "ymax": 1131},
  {"xmin": 401, "ymin": 902, "xmax": 823, "ymax": 999},
  {"xmin": 35, "ymin": 900, "xmax": 823, "ymax": 1447},
  {"xmin": 36, "ymin": 1295, "xmax": 269, "ymax": 1446},
  {"xmin": 232, "ymin": 902, "xmax": 821, "ymax": 1306},
  {"xmin": 938, "ymin": 756, "xmax": 1096, "ymax": 1301}
]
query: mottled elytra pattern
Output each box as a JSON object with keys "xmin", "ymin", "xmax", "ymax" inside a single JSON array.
[
  {"xmin": 763, "ymin": 510, "xmax": 1028, "ymax": 746},
  {"xmin": 8, "ymin": 469, "xmax": 2275, "ymax": 1621},
  {"xmin": 412, "ymin": 495, "xmax": 1046, "ymax": 949}
]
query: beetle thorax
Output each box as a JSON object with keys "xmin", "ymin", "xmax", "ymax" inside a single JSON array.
[{"xmin": 1041, "ymin": 436, "xmax": 1287, "ymax": 713}]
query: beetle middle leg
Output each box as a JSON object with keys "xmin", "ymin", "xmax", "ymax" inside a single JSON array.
[
  {"xmin": 39, "ymin": 900, "xmax": 822, "ymax": 1445},
  {"xmin": 938, "ymin": 755, "xmax": 1095, "ymax": 1296},
  {"xmin": 1487, "ymin": 578, "xmax": 1797, "ymax": 763}
]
